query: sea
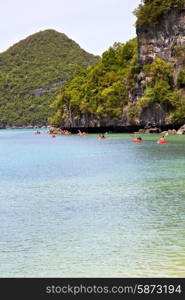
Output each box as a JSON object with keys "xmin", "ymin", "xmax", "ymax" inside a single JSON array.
[{"xmin": 0, "ymin": 129, "xmax": 185, "ymax": 277}]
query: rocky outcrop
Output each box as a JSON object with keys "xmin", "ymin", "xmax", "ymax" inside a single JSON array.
[
  {"xmin": 138, "ymin": 127, "xmax": 162, "ymax": 134},
  {"xmin": 177, "ymin": 124, "xmax": 185, "ymax": 134},
  {"xmin": 134, "ymin": 7, "xmax": 185, "ymax": 125},
  {"xmin": 162, "ymin": 129, "xmax": 177, "ymax": 134}
]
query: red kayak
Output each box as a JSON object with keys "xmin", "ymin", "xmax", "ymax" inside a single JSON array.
[
  {"xmin": 133, "ymin": 139, "xmax": 142, "ymax": 143},
  {"xmin": 97, "ymin": 137, "xmax": 107, "ymax": 139}
]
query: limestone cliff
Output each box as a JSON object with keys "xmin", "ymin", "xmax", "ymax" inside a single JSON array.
[
  {"xmin": 137, "ymin": 8, "xmax": 185, "ymax": 67},
  {"xmin": 135, "ymin": 6, "xmax": 185, "ymax": 125}
]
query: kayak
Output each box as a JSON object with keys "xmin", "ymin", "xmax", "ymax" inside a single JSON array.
[
  {"xmin": 97, "ymin": 137, "xmax": 107, "ymax": 139},
  {"xmin": 133, "ymin": 139, "xmax": 142, "ymax": 143},
  {"xmin": 157, "ymin": 140, "xmax": 167, "ymax": 144}
]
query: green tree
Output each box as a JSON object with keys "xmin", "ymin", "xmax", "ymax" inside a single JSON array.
[{"xmin": 135, "ymin": 0, "xmax": 185, "ymax": 26}]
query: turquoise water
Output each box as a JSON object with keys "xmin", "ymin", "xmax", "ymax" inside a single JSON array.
[{"xmin": 0, "ymin": 129, "xmax": 185, "ymax": 277}]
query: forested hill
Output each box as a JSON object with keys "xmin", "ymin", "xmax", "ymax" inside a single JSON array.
[{"xmin": 0, "ymin": 29, "xmax": 99, "ymax": 127}]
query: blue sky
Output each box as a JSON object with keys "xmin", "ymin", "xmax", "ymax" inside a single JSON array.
[{"xmin": 1, "ymin": 0, "xmax": 141, "ymax": 55}]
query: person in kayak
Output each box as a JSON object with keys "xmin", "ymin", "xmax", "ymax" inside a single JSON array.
[
  {"xmin": 97, "ymin": 133, "xmax": 107, "ymax": 139},
  {"xmin": 159, "ymin": 136, "xmax": 166, "ymax": 142},
  {"xmin": 136, "ymin": 136, "xmax": 142, "ymax": 141}
]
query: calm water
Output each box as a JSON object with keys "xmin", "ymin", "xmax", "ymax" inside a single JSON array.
[{"xmin": 0, "ymin": 129, "xmax": 185, "ymax": 277}]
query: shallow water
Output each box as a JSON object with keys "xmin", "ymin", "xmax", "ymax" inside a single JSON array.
[{"xmin": 0, "ymin": 130, "xmax": 185, "ymax": 277}]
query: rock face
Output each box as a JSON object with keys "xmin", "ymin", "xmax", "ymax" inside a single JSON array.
[
  {"xmin": 140, "ymin": 103, "xmax": 169, "ymax": 126},
  {"xmin": 60, "ymin": 113, "xmax": 125, "ymax": 128},
  {"xmin": 137, "ymin": 8, "xmax": 185, "ymax": 68}
]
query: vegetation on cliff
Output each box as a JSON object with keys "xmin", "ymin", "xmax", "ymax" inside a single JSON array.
[
  {"xmin": 49, "ymin": 39, "xmax": 141, "ymax": 127},
  {"xmin": 131, "ymin": 58, "xmax": 176, "ymax": 112},
  {"xmin": 135, "ymin": 0, "xmax": 185, "ymax": 26},
  {"xmin": 128, "ymin": 57, "xmax": 185, "ymax": 124},
  {"xmin": 0, "ymin": 29, "xmax": 99, "ymax": 127}
]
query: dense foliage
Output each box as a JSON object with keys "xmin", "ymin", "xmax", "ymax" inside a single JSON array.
[
  {"xmin": 139, "ymin": 58, "xmax": 176, "ymax": 106},
  {"xmin": 129, "ymin": 58, "xmax": 185, "ymax": 124},
  {"xmin": 50, "ymin": 31, "xmax": 185, "ymax": 127},
  {"xmin": 135, "ymin": 0, "xmax": 185, "ymax": 26},
  {"xmin": 49, "ymin": 39, "xmax": 141, "ymax": 127},
  {"xmin": 0, "ymin": 30, "xmax": 99, "ymax": 127}
]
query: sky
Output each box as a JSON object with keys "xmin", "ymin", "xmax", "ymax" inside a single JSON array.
[{"xmin": 1, "ymin": 0, "xmax": 141, "ymax": 55}]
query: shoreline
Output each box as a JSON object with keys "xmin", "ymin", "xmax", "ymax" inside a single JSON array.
[
  {"xmin": 0, "ymin": 124, "xmax": 184, "ymax": 133},
  {"xmin": 44, "ymin": 124, "xmax": 183, "ymax": 134}
]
